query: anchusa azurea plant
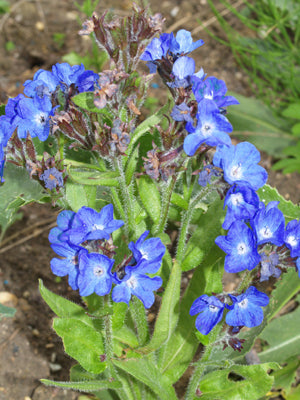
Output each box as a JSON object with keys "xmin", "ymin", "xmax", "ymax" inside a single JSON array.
[{"xmin": 1, "ymin": 4, "xmax": 300, "ymax": 399}]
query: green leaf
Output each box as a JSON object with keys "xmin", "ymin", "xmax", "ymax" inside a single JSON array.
[
  {"xmin": 112, "ymin": 302, "xmax": 128, "ymax": 331},
  {"xmin": 127, "ymin": 101, "xmax": 170, "ymax": 156},
  {"xmin": 257, "ymin": 184, "xmax": 300, "ymax": 222},
  {"xmin": 70, "ymin": 363, "xmax": 99, "ymax": 381},
  {"xmin": 182, "ymin": 198, "xmax": 225, "ymax": 272},
  {"xmin": 286, "ymin": 383, "xmax": 300, "ymax": 400},
  {"xmin": 158, "ymin": 248, "xmax": 224, "ymax": 384},
  {"xmin": 282, "ymin": 103, "xmax": 300, "ymax": 120},
  {"xmin": 171, "ymin": 192, "xmax": 189, "ymax": 210},
  {"xmin": 259, "ymin": 305, "xmax": 300, "ymax": 363},
  {"xmin": 271, "ymin": 358, "xmax": 300, "ymax": 394},
  {"xmin": 41, "ymin": 378, "xmax": 121, "ymax": 391},
  {"xmin": 227, "ymin": 92, "xmax": 294, "ymax": 157},
  {"xmin": 138, "ymin": 176, "xmax": 161, "ymax": 224},
  {"xmin": 39, "ymin": 280, "xmax": 94, "ymax": 327},
  {"xmin": 112, "ymin": 358, "xmax": 178, "ymax": 400},
  {"xmin": 0, "ymin": 163, "xmax": 46, "ymax": 238},
  {"xmin": 72, "ymin": 92, "xmax": 112, "ymax": 114},
  {"xmin": 198, "ymin": 363, "xmax": 279, "ymax": 400},
  {"xmin": 0, "ymin": 104, "xmax": 5, "ymax": 116},
  {"xmin": 0, "ymin": 303, "xmax": 16, "ymax": 320},
  {"xmin": 113, "ymin": 326, "xmax": 139, "ymax": 348},
  {"xmin": 125, "ymin": 144, "xmax": 140, "ymax": 186},
  {"xmin": 53, "ymin": 317, "xmax": 106, "ymax": 374},
  {"xmin": 138, "ymin": 261, "xmax": 181, "ymax": 354},
  {"xmin": 68, "ymin": 168, "xmax": 120, "ymax": 187},
  {"xmin": 292, "ymin": 122, "xmax": 300, "ymax": 136}
]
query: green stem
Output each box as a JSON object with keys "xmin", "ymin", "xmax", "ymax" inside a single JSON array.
[
  {"xmin": 111, "ymin": 187, "xmax": 126, "ymax": 221},
  {"xmin": 185, "ymin": 325, "xmax": 222, "ymax": 400},
  {"xmin": 114, "ymin": 156, "xmax": 135, "ymax": 239},
  {"xmin": 176, "ymin": 185, "xmax": 211, "ymax": 263},
  {"xmin": 155, "ymin": 175, "xmax": 177, "ymax": 234},
  {"xmin": 130, "ymin": 297, "xmax": 149, "ymax": 346},
  {"xmin": 237, "ymin": 268, "xmax": 258, "ymax": 293}
]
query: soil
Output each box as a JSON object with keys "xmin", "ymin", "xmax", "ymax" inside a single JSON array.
[{"xmin": 0, "ymin": 1, "xmax": 299, "ymax": 400}]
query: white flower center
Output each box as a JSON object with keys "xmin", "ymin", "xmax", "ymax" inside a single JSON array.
[
  {"xmin": 209, "ymin": 304, "xmax": 219, "ymax": 313},
  {"xmin": 140, "ymin": 249, "xmax": 149, "ymax": 260},
  {"xmin": 229, "ymin": 164, "xmax": 243, "ymax": 180},
  {"xmin": 93, "ymin": 266, "xmax": 104, "ymax": 276},
  {"xmin": 204, "ymin": 91, "xmax": 214, "ymax": 100},
  {"xmin": 127, "ymin": 276, "xmax": 138, "ymax": 289},
  {"xmin": 286, "ymin": 235, "xmax": 298, "ymax": 247},
  {"xmin": 93, "ymin": 224, "xmax": 104, "ymax": 231},
  {"xmin": 34, "ymin": 112, "xmax": 48, "ymax": 126},
  {"xmin": 201, "ymin": 123, "xmax": 213, "ymax": 137},
  {"xmin": 230, "ymin": 193, "xmax": 244, "ymax": 207},
  {"xmin": 237, "ymin": 242, "xmax": 248, "ymax": 255},
  {"xmin": 259, "ymin": 226, "xmax": 272, "ymax": 239},
  {"xmin": 238, "ymin": 298, "xmax": 248, "ymax": 309}
]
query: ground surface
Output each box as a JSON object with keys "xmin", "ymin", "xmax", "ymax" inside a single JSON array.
[{"xmin": 0, "ymin": 1, "xmax": 299, "ymax": 399}]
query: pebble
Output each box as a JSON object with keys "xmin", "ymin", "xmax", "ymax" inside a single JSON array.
[
  {"xmin": 32, "ymin": 329, "xmax": 40, "ymax": 337},
  {"xmin": 45, "ymin": 343, "xmax": 54, "ymax": 349},
  {"xmin": 0, "ymin": 291, "xmax": 18, "ymax": 306},
  {"xmin": 35, "ymin": 21, "xmax": 44, "ymax": 31},
  {"xmin": 147, "ymin": 313, "xmax": 155, "ymax": 323},
  {"xmin": 24, "ymin": 397, "xmax": 32, "ymax": 400},
  {"xmin": 23, "ymin": 290, "xmax": 30, "ymax": 299},
  {"xmin": 170, "ymin": 6, "xmax": 179, "ymax": 17},
  {"xmin": 49, "ymin": 362, "xmax": 62, "ymax": 372}
]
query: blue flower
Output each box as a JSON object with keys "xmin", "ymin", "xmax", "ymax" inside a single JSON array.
[
  {"xmin": 170, "ymin": 103, "xmax": 194, "ymax": 123},
  {"xmin": 77, "ymin": 252, "xmax": 115, "ymax": 297},
  {"xmin": 66, "ymin": 204, "xmax": 124, "ymax": 245},
  {"xmin": 16, "ymin": 95, "xmax": 55, "ymax": 141},
  {"xmin": 226, "ymin": 286, "xmax": 269, "ymax": 328},
  {"xmin": 50, "ymin": 242, "xmax": 86, "ymax": 290},
  {"xmin": 251, "ymin": 201, "xmax": 285, "ymax": 246},
  {"xmin": 284, "ymin": 219, "xmax": 300, "ymax": 257},
  {"xmin": 40, "ymin": 167, "xmax": 64, "ymax": 190},
  {"xmin": 140, "ymin": 33, "xmax": 173, "ymax": 62},
  {"xmin": 213, "ymin": 142, "xmax": 268, "ymax": 190},
  {"xmin": 198, "ymin": 164, "xmax": 221, "ymax": 187},
  {"xmin": 128, "ymin": 231, "xmax": 165, "ymax": 274},
  {"xmin": 190, "ymin": 295, "xmax": 225, "ymax": 335},
  {"xmin": 0, "ymin": 115, "xmax": 15, "ymax": 147},
  {"xmin": 169, "ymin": 29, "xmax": 204, "ymax": 55},
  {"xmin": 223, "ymin": 184, "xmax": 259, "ymax": 230},
  {"xmin": 24, "ymin": 70, "xmax": 59, "ymax": 98},
  {"xmin": 112, "ymin": 260, "xmax": 162, "ymax": 308},
  {"xmin": 49, "ymin": 210, "xmax": 75, "ymax": 244},
  {"xmin": 215, "ymin": 221, "xmax": 261, "ymax": 273},
  {"xmin": 184, "ymin": 100, "xmax": 232, "ymax": 156},
  {"xmin": 260, "ymin": 252, "xmax": 281, "ymax": 282},
  {"xmin": 0, "ymin": 147, "xmax": 5, "ymax": 183},
  {"xmin": 192, "ymin": 76, "xmax": 239, "ymax": 109},
  {"xmin": 4, "ymin": 94, "xmax": 24, "ymax": 129}
]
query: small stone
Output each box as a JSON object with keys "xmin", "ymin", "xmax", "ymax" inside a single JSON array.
[
  {"xmin": 51, "ymin": 352, "xmax": 56, "ymax": 362},
  {"xmin": 170, "ymin": 6, "xmax": 179, "ymax": 17},
  {"xmin": 24, "ymin": 397, "xmax": 32, "ymax": 400},
  {"xmin": 49, "ymin": 362, "xmax": 62, "ymax": 372},
  {"xmin": 32, "ymin": 329, "xmax": 40, "ymax": 337},
  {"xmin": 35, "ymin": 21, "xmax": 44, "ymax": 31},
  {"xmin": 45, "ymin": 343, "xmax": 54, "ymax": 349},
  {"xmin": 23, "ymin": 290, "xmax": 30, "ymax": 299},
  {"xmin": 235, "ymin": 72, "xmax": 243, "ymax": 80},
  {"xmin": 0, "ymin": 291, "xmax": 18, "ymax": 306}
]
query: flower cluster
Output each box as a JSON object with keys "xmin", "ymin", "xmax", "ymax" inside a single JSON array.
[
  {"xmin": 141, "ymin": 29, "xmax": 300, "ymax": 344},
  {"xmin": 49, "ymin": 205, "xmax": 165, "ymax": 308}
]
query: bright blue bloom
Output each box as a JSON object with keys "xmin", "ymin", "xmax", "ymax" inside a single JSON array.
[
  {"xmin": 50, "ymin": 243, "xmax": 87, "ymax": 290},
  {"xmin": 226, "ymin": 286, "xmax": 269, "ymax": 328},
  {"xmin": 251, "ymin": 201, "xmax": 285, "ymax": 246},
  {"xmin": 296, "ymin": 258, "xmax": 300, "ymax": 278},
  {"xmin": 215, "ymin": 221, "xmax": 261, "ymax": 273},
  {"xmin": 24, "ymin": 63, "xmax": 98, "ymax": 97},
  {"xmin": 170, "ymin": 103, "xmax": 193, "ymax": 122},
  {"xmin": 169, "ymin": 56, "xmax": 195, "ymax": 88},
  {"xmin": 40, "ymin": 167, "xmax": 64, "ymax": 190},
  {"xmin": 128, "ymin": 231, "xmax": 165, "ymax": 274},
  {"xmin": 67, "ymin": 204, "xmax": 124, "ymax": 245},
  {"xmin": 112, "ymin": 260, "xmax": 162, "ymax": 308},
  {"xmin": 77, "ymin": 252, "xmax": 114, "ymax": 297},
  {"xmin": 24, "ymin": 70, "xmax": 59, "ymax": 98},
  {"xmin": 0, "ymin": 115, "xmax": 14, "ymax": 147},
  {"xmin": 190, "ymin": 295, "xmax": 225, "ymax": 335},
  {"xmin": 223, "ymin": 184, "xmax": 259, "ymax": 230},
  {"xmin": 192, "ymin": 76, "xmax": 239, "ymax": 108},
  {"xmin": 213, "ymin": 142, "xmax": 268, "ymax": 190},
  {"xmin": 0, "ymin": 147, "xmax": 5, "ymax": 183},
  {"xmin": 260, "ymin": 252, "xmax": 281, "ymax": 282},
  {"xmin": 284, "ymin": 219, "xmax": 300, "ymax": 257},
  {"xmin": 140, "ymin": 33, "xmax": 173, "ymax": 62},
  {"xmin": 16, "ymin": 95, "xmax": 55, "ymax": 141},
  {"xmin": 198, "ymin": 164, "xmax": 221, "ymax": 187},
  {"xmin": 169, "ymin": 29, "xmax": 204, "ymax": 55},
  {"xmin": 184, "ymin": 100, "xmax": 232, "ymax": 156},
  {"xmin": 5, "ymin": 94, "xmax": 24, "ymax": 129},
  {"xmin": 49, "ymin": 210, "xmax": 75, "ymax": 244}
]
